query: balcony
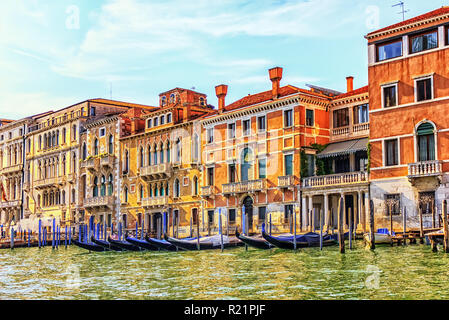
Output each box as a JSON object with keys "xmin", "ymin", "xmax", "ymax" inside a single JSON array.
[
  {"xmin": 302, "ymin": 171, "xmax": 369, "ymax": 189},
  {"xmin": 34, "ymin": 177, "xmax": 65, "ymax": 189},
  {"xmin": 84, "ymin": 196, "xmax": 115, "ymax": 209},
  {"xmin": 331, "ymin": 123, "xmax": 369, "ymax": 141},
  {"xmin": 408, "ymin": 160, "xmax": 442, "ymax": 182},
  {"xmin": 140, "ymin": 163, "xmax": 171, "ymax": 180},
  {"xmin": 0, "ymin": 200, "xmax": 21, "ymax": 209},
  {"xmin": 1, "ymin": 164, "xmax": 23, "ymax": 176},
  {"xmin": 81, "ymin": 158, "xmax": 99, "ymax": 172},
  {"xmin": 222, "ymin": 179, "xmax": 267, "ymax": 195},
  {"xmin": 201, "ymin": 186, "xmax": 214, "ymax": 198},
  {"xmin": 142, "ymin": 196, "xmax": 169, "ymax": 207},
  {"xmin": 100, "ymin": 155, "xmax": 115, "ymax": 168},
  {"xmin": 278, "ymin": 175, "xmax": 295, "ymax": 189}
]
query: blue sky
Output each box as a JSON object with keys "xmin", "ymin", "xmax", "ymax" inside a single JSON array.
[{"xmin": 0, "ymin": 0, "xmax": 446, "ymax": 119}]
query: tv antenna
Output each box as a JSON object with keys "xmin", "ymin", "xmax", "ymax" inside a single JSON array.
[{"xmin": 392, "ymin": 1, "xmax": 409, "ymax": 21}]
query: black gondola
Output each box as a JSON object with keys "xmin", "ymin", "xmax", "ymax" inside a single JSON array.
[
  {"xmin": 235, "ymin": 229, "xmax": 274, "ymax": 249},
  {"xmin": 72, "ymin": 239, "xmax": 108, "ymax": 252},
  {"xmin": 145, "ymin": 235, "xmax": 179, "ymax": 251},
  {"xmin": 91, "ymin": 235, "xmax": 125, "ymax": 251},
  {"xmin": 107, "ymin": 236, "xmax": 142, "ymax": 251},
  {"xmin": 126, "ymin": 237, "xmax": 159, "ymax": 251},
  {"xmin": 165, "ymin": 234, "xmax": 243, "ymax": 251}
]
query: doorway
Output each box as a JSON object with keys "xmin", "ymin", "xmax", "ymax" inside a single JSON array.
[{"xmin": 243, "ymin": 196, "xmax": 254, "ymax": 231}]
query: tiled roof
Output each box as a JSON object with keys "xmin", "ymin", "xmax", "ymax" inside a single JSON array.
[
  {"xmin": 89, "ymin": 98, "xmax": 158, "ymax": 110},
  {"xmin": 333, "ymin": 86, "xmax": 368, "ymax": 100},
  {"xmin": 367, "ymin": 6, "xmax": 449, "ymax": 37}
]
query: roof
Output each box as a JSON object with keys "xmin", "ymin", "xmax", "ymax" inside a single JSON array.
[
  {"xmin": 88, "ymin": 98, "xmax": 157, "ymax": 110},
  {"xmin": 333, "ymin": 86, "xmax": 369, "ymax": 100},
  {"xmin": 366, "ymin": 6, "xmax": 449, "ymax": 38},
  {"xmin": 317, "ymin": 138, "xmax": 369, "ymax": 158}
]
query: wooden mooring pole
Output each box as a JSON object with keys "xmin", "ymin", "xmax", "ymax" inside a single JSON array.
[
  {"xmin": 369, "ymin": 200, "xmax": 375, "ymax": 250},
  {"xmin": 319, "ymin": 209, "xmax": 323, "ymax": 251},
  {"xmin": 402, "ymin": 206, "xmax": 407, "ymax": 246},
  {"xmin": 338, "ymin": 196, "xmax": 345, "ymax": 254},
  {"xmin": 348, "ymin": 207, "xmax": 352, "ymax": 250},
  {"xmin": 443, "ymin": 200, "xmax": 449, "ymax": 253}
]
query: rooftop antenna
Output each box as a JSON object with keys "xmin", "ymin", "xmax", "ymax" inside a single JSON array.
[{"xmin": 392, "ymin": 1, "xmax": 409, "ymax": 21}]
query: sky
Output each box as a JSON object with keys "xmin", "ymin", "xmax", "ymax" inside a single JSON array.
[{"xmin": 0, "ymin": 0, "xmax": 447, "ymax": 119}]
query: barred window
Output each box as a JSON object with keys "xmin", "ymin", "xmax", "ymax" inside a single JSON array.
[{"xmin": 385, "ymin": 194, "xmax": 400, "ymax": 216}]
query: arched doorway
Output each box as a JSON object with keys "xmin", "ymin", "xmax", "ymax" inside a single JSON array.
[{"xmin": 243, "ymin": 196, "xmax": 254, "ymax": 231}]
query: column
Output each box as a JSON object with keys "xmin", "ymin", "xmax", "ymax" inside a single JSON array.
[
  {"xmin": 364, "ymin": 191, "xmax": 369, "ymax": 233},
  {"xmin": 323, "ymin": 193, "xmax": 329, "ymax": 231},
  {"xmin": 308, "ymin": 196, "xmax": 313, "ymax": 231}
]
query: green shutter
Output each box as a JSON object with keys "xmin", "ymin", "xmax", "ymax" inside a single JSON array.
[{"xmin": 417, "ymin": 122, "xmax": 434, "ymax": 135}]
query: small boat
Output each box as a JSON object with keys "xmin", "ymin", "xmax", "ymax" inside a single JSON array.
[
  {"xmin": 125, "ymin": 236, "xmax": 159, "ymax": 251},
  {"xmin": 364, "ymin": 228, "xmax": 393, "ymax": 244},
  {"xmin": 235, "ymin": 229, "xmax": 274, "ymax": 250},
  {"xmin": 165, "ymin": 234, "xmax": 243, "ymax": 251},
  {"xmin": 91, "ymin": 236, "xmax": 124, "ymax": 252},
  {"xmin": 107, "ymin": 236, "xmax": 142, "ymax": 251},
  {"xmin": 145, "ymin": 235, "xmax": 179, "ymax": 251},
  {"xmin": 261, "ymin": 223, "xmax": 338, "ymax": 250},
  {"xmin": 72, "ymin": 239, "xmax": 108, "ymax": 252}
]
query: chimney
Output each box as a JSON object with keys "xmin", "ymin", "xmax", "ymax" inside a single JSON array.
[
  {"xmin": 346, "ymin": 76, "xmax": 354, "ymax": 93},
  {"xmin": 215, "ymin": 84, "xmax": 228, "ymax": 113},
  {"xmin": 269, "ymin": 67, "xmax": 283, "ymax": 99}
]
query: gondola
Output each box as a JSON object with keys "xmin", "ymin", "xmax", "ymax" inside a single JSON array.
[
  {"xmin": 91, "ymin": 235, "xmax": 125, "ymax": 251},
  {"xmin": 125, "ymin": 236, "xmax": 159, "ymax": 251},
  {"xmin": 72, "ymin": 239, "xmax": 108, "ymax": 252},
  {"xmin": 235, "ymin": 229, "xmax": 274, "ymax": 250},
  {"xmin": 261, "ymin": 223, "xmax": 338, "ymax": 250},
  {"xmin": 164, "ymin": 234, "xmax": 243, "ymax": 251},
  {"xmin": 145, "ymin": 235, "xmax": 179, "ymax": 251},
  {"xmin": 107, "ymin": 236, "xmax": 142, "ymax": 251}
]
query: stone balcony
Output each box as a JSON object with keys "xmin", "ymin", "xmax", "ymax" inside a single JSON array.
[
  {"xmin": 140, "ymin": 163, "xmax": 171, "ymax": 180},
  {"xmin": 331, "ymin": 123, "xmax": 369, "ymax": 141},
  {"xmin": 0, "ymin": 200, "xmax": 21, "ymax": 209},
  {"xmin": 302, "ymin": 171, "xmax": 369, "ymax": 189},
  {"xmin": 222, "ymin": 179, "xmax": 267, "ymax": 195},
  {"xmin": 278, "ymin": 175, "xmax": 295, "ymax": 189},
  {"xmin": 84, "ymin": 196, "xmax": 115, "ymax": 209},
  {"xmin": 81, "ymin": 158, "xmax": 99, "ymax": 172},
  {"xmin": 1, "ymin": 164, "xmax": 23, "ymax": 176},
  {"xmin": 142, "ymin": 196, "xmax": 169, "ymax": 208},
  {"xmin": 408, "ymin": 160, "xmax": 442, "ymax": 181},
  {"xmin": 100, "ymin": 155, "xmax": 115, "ymax": 168},
  {"xmin": 200, "ymin": 185, "xmax": 214, "ymax": 197},
  {"xmin": 34, "ymin": 176, "xmax": 65, "ymax": 189}
]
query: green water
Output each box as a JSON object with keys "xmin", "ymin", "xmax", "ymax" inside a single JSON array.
[{"xmin": 1, "ymin": 242, "xmax": 449, "ymax": 300}]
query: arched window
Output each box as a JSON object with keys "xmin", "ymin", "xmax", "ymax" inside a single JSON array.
[
  {"xmin": 139, "ymin": 147, "xmax": 144, "ymax": 168},
  {"xmin": 93, "ymin": 177, "xmax": 99, "ymax": 197},
  {"xmin": 124, "ymin": 186, "xmax": 129, "ymax": 203},
  {"xmin": 153, "ymin": 144, "xmax": 158, "ymax": 165},
  {"xmin": 108, "ymin": 135, "xmax": 114, "ymax": 154},
  {"xmin": 175, "ymin": 138, "xmax": 181, "ymax": 163},
  {"xmin": 62, "ymin": 190, "xmax": 66, "ymax": 204},
  {"xmin": 82, "ymin": 143, "xmax": 87, "ymax": 160},
  {"xmin": 43, "ymin": 134, "xmax": 47, "ymax": 149},
  {"xmin": 72, "ymin": 152, "xmax": 76, "ymax": 174},
  {"xmin": 166, "ymin": 141, "xmax": 171, "ymax": 163},
  {"xmin": 165, "ymin": 184, "xmax": 169, "ymax": 196},
  {"xmin": 100, "ymin": 175, "xmax": 106, "ymax": 196},
  {"xmin": 160, "ymin": 184, "xmax": 164, "ymax": 196},
  {"xmin": 161, "ymin": 96, "xmax": 167, "ymax": 106},
  {"xmin": 160, "ymin": 115, "xmax": 165, "ymax": 125},
  {"xmin": 417, "ymin": 122, "xmax": 436, "ymax": 162},
  {"xmin": 149, "ymin": 186, "xmax": 153, "ymax": 198},
  {"xmin": 241, "ymin": 147, "xmax": 254, "ymax": 182},
  {"xmin": 124, "ymin": 150, "xmax": 129, "ymax": 173},
  {"xmin": 174, "ymin": 179, "xmax": 180, "ymax": 198},
  {"xmin": 62, "ymin": 128, "xmax": 66, "ymax": 143},
  {"xmin": 193, "ymin": 176, "xmax": 198, "ymax": 196},
  {"xmin": 94, "ymin": 138, "xmax": 99, "ymax": 156},
  {"xmin": 72, "ymin": 124, "xmax": 77, "ymax": 141},
  {"xmin": 147, "ymin": 119, "xmax": 152, "ymax": 128},
  {"xmin": 192, "ymin": 134, "xmax": 199, "ymax": 162},
  {"xmin": 200, "ymin": 97, "xmax": 205, "ymax": 106},
  {"xmin": 154, "ymin": 186, "xmax": 158, "ymax": 197},
  {"xmin": 62, "ymin": 155, "xmax": 66, "ymax": 175},
  {"xmin": 139, "ymin": 185, "xmax": 144, "ymax": 200},
  {"xmin": 71, "ymin": 189, "xmax": 76, "ymax": 204},
  {"xmin": 147, "ymin": 144, "xmax": 152, "ymax": 166},
  {"xmin": 108, "ymin": 174, "xmax": 113, "ymax": 195},
  {"xmin": 159, "ymin": 143, "xmax": 164, "ymax": 163},
  {"xmin": 169, "ymin": 93, "xmax": 175, "ymax": 103}
]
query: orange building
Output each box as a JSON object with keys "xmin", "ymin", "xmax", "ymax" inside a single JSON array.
[
  {"xmin": 200, "ymin": 67, "xmax": 332, "ymax": 234},
  {"xmin": 366, "ymin": 7, "xmax": 449, "ymax": 228}
]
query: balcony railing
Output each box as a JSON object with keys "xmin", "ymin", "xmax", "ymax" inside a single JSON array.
[
  {"xmin": 140, "ymin": 163, "xmax": 171, "ymax": 179},
  {"xmin": 222, "ymin": 179, "xmax": 267, "ymax": 194},
  {"xmin": 278, "ymin": 175, "xmax": 294, "ymax": 188},
  {"xmin": 353, "ymin": 123, "xmax": 369, "ymax": 133},
  {"xmin": 408, "ymin": 160, "xmax": 442, "ymax": 178},
  {"xmin": 332, "ymin": 123, "xmax": 369, "ymax": 140},
  {"xmin": 81, "ymin": 158, "xmax": 99, "ymax": 172},
  {"xmin": 100, "ymin": 155, "xmax": 115, "ymax": 168},
  {"xmin": 302, "ymin": 171, "xmax": 369, "ymax": 188},
  {"xmin": 34, "ymin": 177, "xmax": 65, "ymax": 189},
  {"xmin": 0, "ymin": 200, "xmax": 21, "ymax": 209},
  {"xmin": 84, "ymin": 196, "xmax": 115, "ymax": 208},
  {"xmin": 2, "ymin": 164, "xmax": 23, "ymax": 175},
  {"xmin": 332, "ymin": 126, "xmax": 350, "ymax": 136},
  {"xmin": 142, "ymin": 196, "xmax": 169, "ymax": 207},
  {"xmin": 201, "ymin": 186, "xmax": 214, "ymax": 197}
]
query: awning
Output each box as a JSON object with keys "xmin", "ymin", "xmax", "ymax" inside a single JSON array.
[{"xmin": 317, "ymin": 138, "xmax": 369, "ymax": 159}]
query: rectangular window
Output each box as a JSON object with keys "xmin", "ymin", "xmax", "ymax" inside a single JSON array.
[
  {"xmin": 353, "ymin": 104, "xmax": 369, "ymax": 124},
  {"xmin": 333, "ymin": 108, "xmax": 349, "ymax": 128},
  {"xmin": 416, "ymin": 78, "xmax": 432, "ymax": 102},
  {"xmin": 257, "ymin": 115, "xmax": 266, "ymax": 132},
  {"xmin": 243, "ymin": 119, "xmax": 251, "ymax": 136},
  {"xmin": 385, "ymin": 139, "xmax": 398, "ymax": 166},
  {"xmin": 306, "ymin": 109, "xmax": 314, "ymax": 126},
  {"xmin": 377, "ymin": 39, "xmax": 402, "ymax": 61},
  {"xmin": 207, "ymin": 128, "xmax": 214, "ymax": 144},
  {"xmin": 385, "ymin": 194, "xmax": 401, "ymax": 216},
  {"xmin": 258, "ymin": 158, "xmax": 266, "ymax": 179},
  {"xmin": 90, "ymin": 107, "xmax": 96, "ymax": 116},
  {"xmin": 228, "ymin": 164, "xmax": 236, "ymax": 183},
  {"xmin": 258, "ymin": 206, "xmax": 266, "ymax": 221},
  {"xmin": 207, "ymin": 167, "xmax": 214, "ymax": 186},
  {"xmin": 284, "ymin": 154, "xmax": 293, "ymax": 176},
  {"xmin": 229, "ymin": 209, "xmax": 236, "ymax": 223},
  {"xmin": 410, "ymin": 30, "xmax": 438, "ymax": 54},
  {"xmin": 284, "ymin": 109, "xmax": 293, "ymax": 127},
  {"xmin": 284, "ymin": 204, "xmax": 294, "ymax": 220},
  {"xmin": 208, "ymin": 210, "xmax": 214, "ymax": 224},
  {"xmin": 383, "ymin": 85, "xmax": 397, "ymax": 108},
  {"xmin": 228, "ymin": 123, "xmax": 236, "ymax": 139}
]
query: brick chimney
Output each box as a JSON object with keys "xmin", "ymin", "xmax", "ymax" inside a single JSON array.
[
  {"xmin": 269, "ymin": 67, "xmax": 283, "ymax": 99},
  {"xmin": 215, "ymin": 84, "xmax": 228, "ymax": 113},
  {"xmin": 346, "ymin": 76, "xmax": 354, "ymax": 93}
]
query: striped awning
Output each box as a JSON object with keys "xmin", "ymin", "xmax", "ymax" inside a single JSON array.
[{"xmin": 317, "ymin": 138, "xmax": 369, "ymax": 159}]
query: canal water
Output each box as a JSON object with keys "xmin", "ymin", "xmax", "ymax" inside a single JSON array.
[{"xmin": 1, "ymin": 242, "xmax": 448, "ymax": 300}]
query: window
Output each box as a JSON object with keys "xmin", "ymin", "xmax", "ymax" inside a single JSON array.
[
  {"xmin": 417, "ymin": 122, "xmax": 435, "ymax": 161},
  {"xmin": 99, "ymin": 128, "xmax": 106, "ymax": 137},
  {"xmin": 258, "ymin": 206, "xmax": 266, "ymax": 221},
  {"xmin": 193, "ymin": 176, "xmax": 198, "ymax": 196},
  {"xmin": 284, "ymin": 109, "xmax": 293, "ymax": 127},
  {"xmin": 258, "ymin": 158, "xmax": 266, "ymax": 179},
  {"xmin": 207, "ymin": 128, "xmax": 214, "ymax": 144},
  {"xmin": 306, "ymin": 109, "xmax": 314, "ymax": 127},
  {"xmin": 139, "ymin": 147, "xmax": 144, "ymax": 168},
  {"xmin": 257, "ymin": 115, "xmax": 266, "ymax": 132},
  {"xmin": 229, "ymin": 209, "xmax": 236, "ymax": 223},
  {"xmin": 410, "ymin": 30, "xmax": 438, "ymax": 54},
  {"xmin": 243, "ymin": 119, "xmax": 251, "ymax": 136},
  {"xmin": 108, "ymin": 135, "xmax": 114, "ymax": 154},
  {"xmin": 284, "ymin": 154, "xmax": 293, "ymax": 176},
  {"xmin": 353, "ymin": 104, "xmax": 369, "ymax": 124},
  {"xmin": 377, "ymin": 39, "xmax": 402, "ymax": 61},
  {"xmin": 383, "ymin": 84, "xmax": 397, "ymax": 108},
  {"xmin": 228, "ymin": 123, "xmax": 236, "ymax": 139},
  {"xmin": 161, "ymin": 96, "xmax": 167, "ymax": 106},
  {"xmin": 167, "ymin": 113, "xmax": 172, "ymax": 123},
  {"xmin": 160, "ymin": 115, "xmax": 165, "ymax": 125},
  {"xmin": 174, "ymin": 179, "xmax": 180, "ymax": 198},
  {"xmin": 90, "ymin": 107, "xmax": 96, "ymax": 116},
  {"xmin": 153, "ymin": 117, "xmax": 158, "ymax": 127},
  {"xmin": 333, "ymin": 108, "xmax": 349, "ymax": 128},
  {"xmin": 100, "ymin": 175, "xmax": 106, "ymax": 197},
  {"xmin": 207, "ymin": 167, "xmax": 214, "ymax": 186},
  {"xmin": 385, "ymin": 139, "xmax": 398, "ymax": 166},
  {"xmin": 82, "ymin": 143, "xmax": 87, "ymax": 160},
  {"xmin": 124, "ymin": 187, "xmax": 128, "ymax": 203},
  {"xmin": 385, "ymin": 194, "xmax": 400, "ymax": 216},
  {"xmin": 192, "ymin": 134, "xmax": 199, "ymax": 162},
  {"xmin": 416, "ymin": 77, "xmax": 432, "ymax": 102},
  {"xmin": 94, "ymin": 139, "xmax": 99, "ymax": 155},
  {"xmin": 147, "ymin": 119, "xmax": 152, "ymax": 128},
  {"xmin": 284, "ymin": 205, "xmax": 294, "ymax": 221},
  {"xmin": 200, "ymin": 97, "xmax": 205, "ymax": 106},
  {"xmin": 93, "ymin": 177, "xmax": 98, "ymax": 197},
  {"xmin": 228, "ymin": 164, "xmax": 236, "ymax": 183},
  {"xmin": 108, "ymin": 174, "xmax": 113, "ymax": 195},
  {"xmin": 62, "ymin": 128, "xmax": 66, "ymax": 143},
  {"xmin": 208, "ymin": 210, "xmax": 215, "ymax": 224},
  {"xmin": 139, "ymin": 185, "xmax": 144, "ymax": 200}
]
